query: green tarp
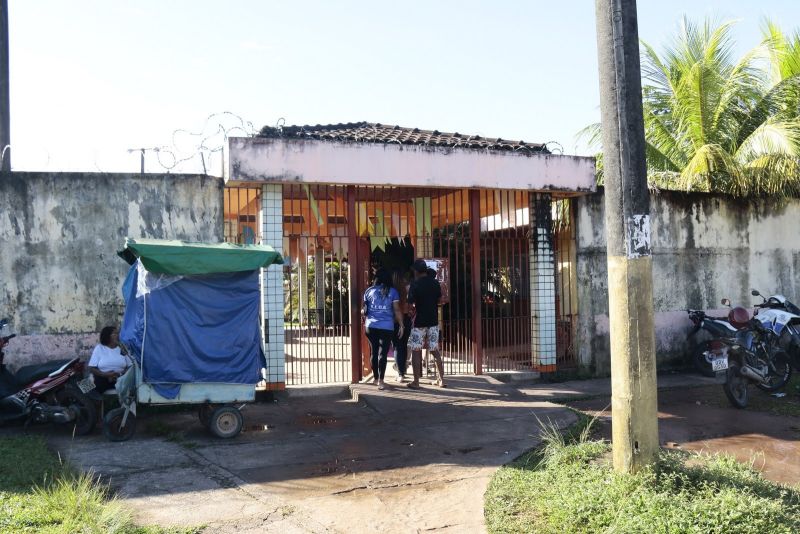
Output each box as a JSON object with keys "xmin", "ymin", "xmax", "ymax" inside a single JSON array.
[{"xmin": 118, "ymin": 238, "xmax": 283, "ymax": 275}]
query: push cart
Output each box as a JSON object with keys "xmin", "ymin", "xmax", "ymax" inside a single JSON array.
[{"xmin": 103, "ymin": 238, "xmax": 282, "ymax": 441}]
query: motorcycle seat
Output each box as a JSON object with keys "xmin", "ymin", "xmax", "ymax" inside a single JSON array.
[{"xmin": 13, "ymin": 359, "xmax": 72, "ymax": 387}]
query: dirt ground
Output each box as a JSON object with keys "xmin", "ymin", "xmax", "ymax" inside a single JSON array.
[
  {"xmin": 568, "ymin": 383, "xmax": 800, "ymax": 486},
  {"xmin": 8, "ymin": 372, "xmax": 798, "ymax": 533},
  {"xmin": 42, "ymin": 376, "xmax": 575, "ymax": 533}
]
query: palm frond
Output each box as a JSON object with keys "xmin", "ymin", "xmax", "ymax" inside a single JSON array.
[
  {"xmin": 735, "ymin": 118, "xmax": 800, "ymax": 162},
  {"xmin": 761, "ymin": 19, "xmax": 800, "ymax": 83},
  {"xmin": 677, "ymin": 143, "xmax": 743, "ymax": 193},
  {"xmin": 741, "ymin": 154, "xmax": 800, "ymax": 197},
  {"xmin": 588, "ymin": 17, "xmax": 800, "ymax": 198},
  {"xmin": 575, "ymin": 122, "xmax": 602, "ymax": 150},
  {"xmin": 734, "ymin": 74, "xmax": 800, "ymax": 147}
]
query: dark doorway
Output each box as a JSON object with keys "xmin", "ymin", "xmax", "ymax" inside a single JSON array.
[{"xmin": 370, "ymin": 237, "xmax": 414, "ymax": 277}]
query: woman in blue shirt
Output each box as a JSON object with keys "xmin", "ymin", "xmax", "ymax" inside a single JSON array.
[{"xmin": 362, "ymin": 269, "xmax": 403, "ymax": 390}]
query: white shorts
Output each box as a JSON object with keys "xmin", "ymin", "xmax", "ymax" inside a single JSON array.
[{"xmin": 408, "ymin": 326, "xmax": 440, "ymax": 351}]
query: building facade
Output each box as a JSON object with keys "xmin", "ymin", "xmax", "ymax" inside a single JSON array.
[{"xmin": 225, "ymin": 122, "xmax": 596, "ymax": 386}]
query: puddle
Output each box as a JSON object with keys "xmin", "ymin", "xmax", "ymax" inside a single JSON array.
[
  {"xmin": 298, "ymin": 412, "xmax": 341, "ymax": 427},
  {"xmin": 241, "ymin": 424, "xmax": 272, "ymax": 433},
  {"xmin": 314, "ymin": 464, "xmax": 351, "ymax": 475}
]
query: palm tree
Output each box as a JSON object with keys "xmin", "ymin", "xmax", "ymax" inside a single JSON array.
[{"xmin": 582, "ymin": 18, "xmax": 800, "ymax": 197}]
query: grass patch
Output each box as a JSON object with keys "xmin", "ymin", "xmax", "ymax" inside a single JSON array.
[
  {"xmin": 485, "ymin": 419, "xmax": 800, "ymax": 533},
  {"xmin": 0, "ymin": 435, "xmax": 200, "ymax": 534}
]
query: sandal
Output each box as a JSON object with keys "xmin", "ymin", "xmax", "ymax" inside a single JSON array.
[{"xmin": 406, "ymin": 382, "xmax": 420, "ymax": 389}]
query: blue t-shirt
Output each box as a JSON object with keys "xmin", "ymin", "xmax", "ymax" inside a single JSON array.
[{"xmin": 364, "ymin": 285, "xmax": 399, "ymax": 331}]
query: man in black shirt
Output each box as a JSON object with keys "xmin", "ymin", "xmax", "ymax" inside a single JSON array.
[{"xmin": 406, "ymin": 259, "xmax": 445, "ymax": 388}]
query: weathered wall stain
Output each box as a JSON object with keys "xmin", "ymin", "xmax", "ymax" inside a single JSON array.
[
  {"xmin": 0, "ymin": 172, "xmax": 223, "ymax": 368},
  {"xmin": 576, "ymin": 189, "xmax": 800, "ymax": 375}
]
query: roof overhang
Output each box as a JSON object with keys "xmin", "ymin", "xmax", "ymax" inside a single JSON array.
[{"xmin": 228, "ymin": 137, "xmax": 596, "ymax": 193}]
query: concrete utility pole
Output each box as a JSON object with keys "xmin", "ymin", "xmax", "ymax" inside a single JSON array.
[
  {"xmin": 0, "ymin": 0, "xmax": 10, "ymax": 172},
  {"xmin": 594, "ymin": 0, "xmax": 659, "ymax": 473}
]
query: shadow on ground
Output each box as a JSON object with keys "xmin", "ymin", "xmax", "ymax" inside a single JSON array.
[{"xmin": 31, "ymin": 375, "xmax": 573, "ymax": 533}]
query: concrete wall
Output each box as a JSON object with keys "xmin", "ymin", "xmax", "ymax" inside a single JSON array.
[
  {"xmin": 575, "ymin": 189, "xmax": 800, "ymax": 375},
  {"xmin": 0, "ymin": 172, "xmax": 223, "ymax": 368}
]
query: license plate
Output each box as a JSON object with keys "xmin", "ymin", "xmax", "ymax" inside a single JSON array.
[
  {"xmin": 711, "ymin": 355, "xmax": 729, "ymax": 372},
  {"xmin": 77, "ymin": 377, "xmax": 95, "ymax": 394}
]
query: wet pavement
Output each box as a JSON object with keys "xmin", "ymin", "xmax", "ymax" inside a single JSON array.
[
  {"xmin": 568, "ymin": 385, "xmax": 800, "ymax": 486},
  {"xmin": 43, "ymin": 375, "xmax": 575, "ymax": 533},
  {"xmin": 15, "ymin": 371, "xmax": 798, "ymax": 533}
]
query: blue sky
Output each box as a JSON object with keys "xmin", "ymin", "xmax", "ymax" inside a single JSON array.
[{"xmin": 9, "ymin": 0, "xmax": 800, "ymax": 173}]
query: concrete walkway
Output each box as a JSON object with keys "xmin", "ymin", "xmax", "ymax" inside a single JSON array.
[
  {"xmin": 47, "ymin": 375, "xmax": 575, "ymax": 533},
  {"xmin": 37, "ymin": 372, "xmax": 732, "ymax": 533}
]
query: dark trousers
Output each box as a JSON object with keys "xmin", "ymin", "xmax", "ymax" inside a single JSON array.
[
  {"xmin": 393, "ymin": 315, "xmax": 412, "ymax": 376},
  {"xmin": 366, "ymin": 328, "xmax": 393, "ymax": 380},
  {"xmin": 93, "ymin": 375, "xmax": 116, "ymax": 393}
]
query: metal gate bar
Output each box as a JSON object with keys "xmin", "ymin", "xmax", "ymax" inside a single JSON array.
[
  {"xmin": 480, "ymin": 189, "xmax": 533, "ymax": 372},
  {"xmin": 225, "ymin": 184, "xmax": 578, "ymax": 385},
  {"xmin": 223, "ymin": 186, "xmax": 262, "ymax": 244},
  {"xmin": 283, "ymin": 184, "xmax": 352, "ymax": 385}
]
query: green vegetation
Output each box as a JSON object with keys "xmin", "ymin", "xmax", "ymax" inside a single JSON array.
[
  {"xmin": 0, "ymin": 435, "xmax": 199, "ymax": 534},
  {"xmin": 485, "ymin": 419, "xmax": 800, "ymax": 534},
  {"xmin": 582, "ymin": 18, "xmax": 800, "ymax": 197},
  {"xmin": 284, "ymin": 258, "xmax": 349, "ymax": 325}
]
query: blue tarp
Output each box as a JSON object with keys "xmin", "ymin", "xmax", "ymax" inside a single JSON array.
[{"xmin": 120, "ymin": 261, "xmax": 264, "ymax": 399}]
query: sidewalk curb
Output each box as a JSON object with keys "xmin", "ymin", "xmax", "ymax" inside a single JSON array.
[{"xmin": 282, "ymin": 383, "xmax": 351, "ymax": 399}]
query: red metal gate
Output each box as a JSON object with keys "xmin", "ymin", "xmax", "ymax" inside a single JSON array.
[
  {"xmin": 478, "ymin": 190, "xmax": 533, "ymax": 372},
  {"xmin": 224, "ymin": 184, "xmax": 578, "ymax": 384}
]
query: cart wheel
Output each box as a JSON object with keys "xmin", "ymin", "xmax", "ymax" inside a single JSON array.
[
  {"xmin": 198, "ymin": 403, "xmax": 214, "ymax": 427},
  {"xmin": 103, "ymin": 407, "xmax": 137, "ymax": 442},
  {"xmin": 208, "ymin": 406, "xmax": 243, "ymax": 439}
]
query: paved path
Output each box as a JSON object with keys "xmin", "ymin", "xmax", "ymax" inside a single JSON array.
[
  {"xmin": 40, "ymin": 372, "xmax": 760, "ymax": 533},
  {"xmin": 48, "ymin": 375, "xmax": 575, "ymax": 533}
]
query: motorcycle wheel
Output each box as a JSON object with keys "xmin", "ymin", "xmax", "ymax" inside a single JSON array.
[
  {"xmin": 56, "ymin": 384, "xmax": 97, "ymax": 436},
  {"xmin": 103, "ymin": 407, "xmax": 136, "ymax": 442},
  {"xmin": 756, "ymin": 351, "xmax": 792, "ymax": 392},
  {"xmin": 723, "ymin": 362, "xmax": 749, "ymax": 409},
  {"xmin": 691, "ymin": 342, "xmax": 717, "ymax": 378}
]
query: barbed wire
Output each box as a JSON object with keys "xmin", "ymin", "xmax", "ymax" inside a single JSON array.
[{"xmin": 143, "ymin": 111, "xmax": 259, "ymax": 174}]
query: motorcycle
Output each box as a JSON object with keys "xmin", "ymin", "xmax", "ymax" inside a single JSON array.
[
  {"xmin": 687, "ymin": 308, "xmax": 740, "ymax": 377},
  {"xmin": 751, "ymin": 289, "xmax": 800, "ymax": 370},
  {"xmin": 0, "ymin": 318, "xmax": 97, "ymax": 435},
  {"xmin": 713, "ymin": 302, "xmax": 792, "ymax": 408}
]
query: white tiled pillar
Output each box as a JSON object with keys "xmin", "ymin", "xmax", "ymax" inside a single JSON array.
[
  {"xmin": 530, "ymin": 193, "xmax": 557, "ymax": 372},
  {"xmin": 261, "ymin": 184, "xmax": 286, "ymax": 387}
]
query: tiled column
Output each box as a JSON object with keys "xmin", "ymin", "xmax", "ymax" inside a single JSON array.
[
  {"xmin": 530, "ymin": 193, "xmax": 557, "ymax": 372},
  {"xmin": 261, "ymin": 184, "xmax": 285, "ymax": 389}
]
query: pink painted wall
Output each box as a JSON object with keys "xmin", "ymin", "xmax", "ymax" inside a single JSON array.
[{"xmin": 229, "ymin": 137, "xmax": 596, "ymax": 192}]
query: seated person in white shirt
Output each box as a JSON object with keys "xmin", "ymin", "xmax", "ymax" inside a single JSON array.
[{"xmin": 88, "ymin": 326, "xmax": 129, "ymax": 392}]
